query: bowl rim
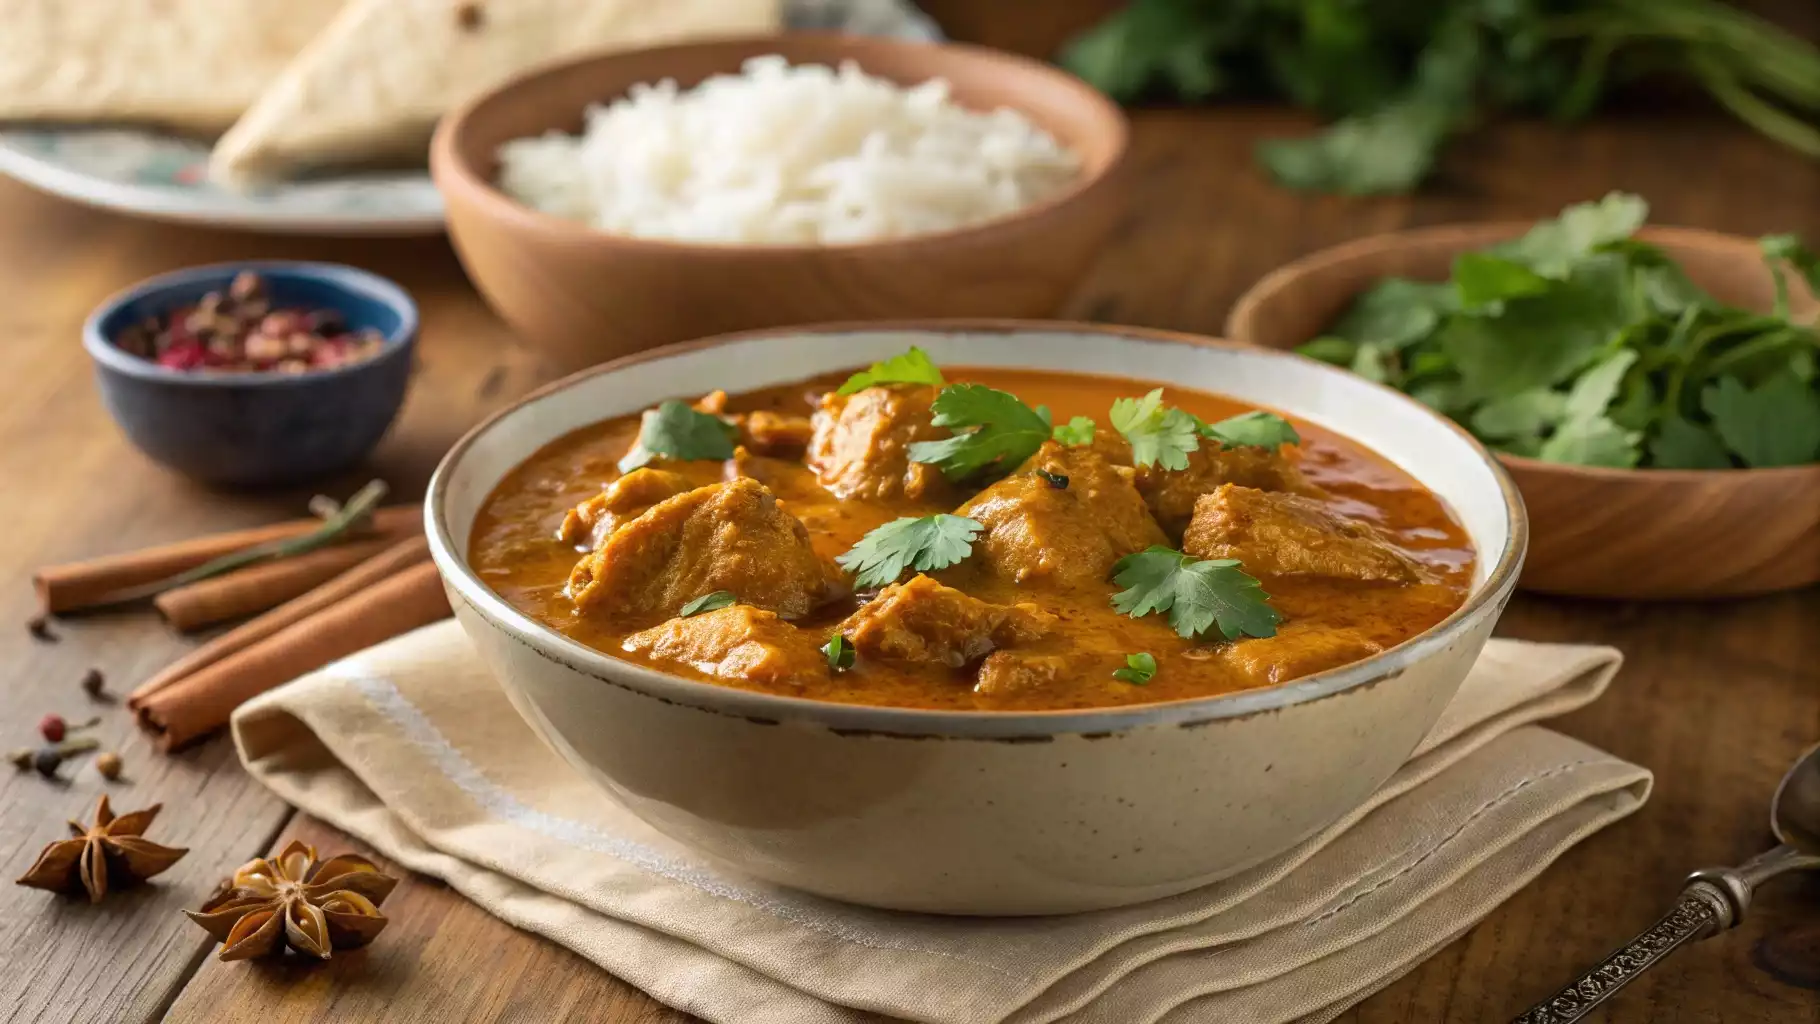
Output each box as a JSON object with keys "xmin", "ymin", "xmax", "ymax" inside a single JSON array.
[
  {"xmin": 425, "ymin": 319, "xmax": 1528, "ymax": 738},
  {"xmin": 429, "ymin": 30, "xmax": 1130, "ymax": 256},
  {"xmin": 1225, "ymin": 221, "xmax": 1820, "ymax": 483},
  {"xmin": 81, "ymin": 259, "xmax": 419, "ymax": 388}
]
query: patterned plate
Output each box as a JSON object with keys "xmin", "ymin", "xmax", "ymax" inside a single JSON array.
[{"xmin": 0, "ymin": 0, "xmax": 939, "ymax": 236}]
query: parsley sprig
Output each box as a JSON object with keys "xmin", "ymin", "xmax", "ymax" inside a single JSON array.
[
  {"xmin": 1112, "ymin": 653, "xmax": 1157, "ymax": 685},
  {"xmin": 835, "ymin": 514, "xmax": 984, "ymax": 590},
  {"xmin": 836, "ymin": 347, "xmax": 945, "ymax": 396},
  {"xmin": 822, "ymin": 635, "xmax": 855, "ymax": 671},
  {"xmin": 1301, "ymin": 194, "xmax": 1820, "ymax": 469},
  {"xmin": 619, "ymin": 400, "xmax": 739, "ymax": 473},
  {"xmin": 1111, "ymin": 388, "xmax": 1301, "ymax": 469},
  {"xmin": 1110, "ymin": 546, "xmax": 1280, "ymax": 641},
  {"xmin": 908, "ymin": 385, "xmax": 1054, "ymax": 480},
  {"xmin": 1052, "ymin": 416, "xmax": 1096, "ymax": 446}
]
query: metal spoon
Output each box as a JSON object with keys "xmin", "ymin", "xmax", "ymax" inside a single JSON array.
[{"xmin": 1512, "ymin": 742, "xmax": 1820, "ymax": 1022}]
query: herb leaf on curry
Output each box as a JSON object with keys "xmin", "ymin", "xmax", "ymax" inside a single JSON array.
[
  {"xmin": 1199, "ymin": 410, "xmax": 1301, "ymax": 450},
  {"xmin": 1110, "ymin": 546, "xmax": 1280, "ymax": 642},
  {"xmin": 836, "ymin": 346, "xmax": 946, "ymax": 396},
  {"xmin": 908, "ymin": 384, "xmax": 1053, "ymax": 479},
  {"xmin": 836, "ymin": 514, "xmax": 984, "ymax": 590},
  {"xmin": 822, "ymin": 635, "xmax": 855, "ymax": 672},
  {"xmin": 618, "ymin": 399, "xmax": 738, "ymax": 473},
  {"xmin": 1110, "ymin": 388, "xmax": 1202, "ymax": 470},
  {"xmin": 1052, "ymin": 415, "xmax": 1096, "ymax": 446},
  {"xmin": 1112, "ymin": 652, "xmax": 1157, "ymax": 685},
  {"xmin": 679, "ymin": 591, "xmax": 735, "ymax": 617}
]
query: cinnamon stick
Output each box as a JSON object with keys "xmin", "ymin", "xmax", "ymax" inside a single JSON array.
[
  {"xmin": 128, "ymin": 535, "xmax": 431, "ymax": 709},
  {"xmin": 153, "ymin": 538, "xmax": 393, "ymax": 632},
  {"xmin": 135, "ymin": 558, "xmax": 450, "ymax": 750},
  {"xmin": 34, "ymin": 505, "xmax": 420, "ymax": 613}
]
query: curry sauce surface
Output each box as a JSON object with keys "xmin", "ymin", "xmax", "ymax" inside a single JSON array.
[{"xmin": 469, "ymin": 368, "xmax": 1475, "ymax": 711}]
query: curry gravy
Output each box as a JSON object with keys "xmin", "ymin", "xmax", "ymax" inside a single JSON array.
[{"xmin": 468, "ymin": 368, "xmax": 1476, "ymax": 711}]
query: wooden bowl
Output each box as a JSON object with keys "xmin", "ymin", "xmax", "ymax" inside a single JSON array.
[
  {"xmin": 430, "ymin": 33, "xmax": 1129, "ymax": 372},
  {"xmin": 1227, "ymin": 224, "xmax": 1820, "ymax": 601}
]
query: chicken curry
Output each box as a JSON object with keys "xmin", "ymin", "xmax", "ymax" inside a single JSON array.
[{"xmin": 469, "ymin": 350, "xmax": 1475, "ymax": 712}]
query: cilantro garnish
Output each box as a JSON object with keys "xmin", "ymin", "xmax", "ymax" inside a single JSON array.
[
  {"xmin": 823, "ymin": 635, "xmax": 855, "ymax": 672},
  {"xmin": 1052, "ymin": 416, "xmax": 1096, "ymax": 446},
  {"xmin": 1199, "ymin": 410, "xmax": 1301, "ymax": 449},
  {"xmin": 1109, "ymin": 389, "xmax": 1202, "ymax": 470},
  {"xmin": 679, "ymin": 591, "xmax": 735, "ymax": 617},
  {"xmin": 836, "ymin": 347, "xmax": 945, "ymax": 396},
  {"xmin": 1300, "ymin": 194, "xmax": 1820, "ymax": 470},
  {"xmin": 618, "ymin": 400, "xmax": 738, "ymax": 473},
  {"xmin": 907, "ymin": 385, "xmax": 1053, "ymax": 480},
  {"xmin": 835, "ymin": 514, "xmax": 984, "ymax": 590},
  {"xmin": 1112, "ymin": 653, "xmax": 1157, "ymax": 685},
  {"xmin": 1110, "ymin": 546, "xmax": 1280, "ymax": 641}
]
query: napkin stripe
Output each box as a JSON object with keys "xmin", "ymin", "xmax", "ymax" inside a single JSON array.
[
  {"xmin": 1302, "ymin": 759, "xmax": 1593, "ymax": 929},
  {"xmin": 339, "ymin": 664, "xmax": 1028, "ymax": 980}
]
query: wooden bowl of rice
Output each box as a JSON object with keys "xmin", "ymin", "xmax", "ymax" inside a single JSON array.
[{"xmin": 431, "ymin": 32, "xmax": 1129, "ymax": 372}]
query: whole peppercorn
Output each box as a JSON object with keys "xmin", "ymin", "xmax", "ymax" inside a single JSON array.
[
  {"xmin": 39, "ymin": 714, "xmax": 67, "ymax": 742},
  {"xmin": 81, "ymin": 668, "xmax": 108, "ymax": 701},
  {"xmin": 95, "ymin": 752, "xmax": 124, "ymax": 781},
  {"xmin": 33, "ymin": 747, "xmax": 63, "ymax": 777}
]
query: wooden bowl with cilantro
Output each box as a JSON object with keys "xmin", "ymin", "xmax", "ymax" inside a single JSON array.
[{"xmin": 1228, "ymin": 194, "xmax": 1820, "ymax": 600}]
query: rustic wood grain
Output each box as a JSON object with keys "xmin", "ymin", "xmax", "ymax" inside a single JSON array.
[{"xmin": 1, "ymin": 99, "xmax": 1816, "ymax": 1024}]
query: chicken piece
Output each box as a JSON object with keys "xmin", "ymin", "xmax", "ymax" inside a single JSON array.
[
  {"xmin": 622, "ymin": 605, "xmax": 828, "ymax": 688},
  {"xmin": 957, "ymin": 442, "xmax": 1168, "ymax": 587},
  {"xmin": 974, "ymin": 650, "xmax": 1075, "ymax": 696},
  {"xmin": 556, "ymin": 468, "xmax": 692, "ymax": 548},
  {"xmin": 740, "ymin": 410, "xmax": 814, "ymax": 455},
  {"xmin": 568, "ymin": 478, "xmax": 836, "ymax": 620},
  {"xmin": 807, "ymin": 385, "xmax": 948, "ymax": 501},
  {"xmin": 1183, "ymin": 484, "xmax": 1424, "ymax": 583},
  {"xmin": 1137, "ymin": 444, "xmax": 1316, "ymax": 539},
  {"xmin": 838, "ymin": 575, "xmax": 1055, "ymax": 668},
  {"xmin": 1215, "ymin": 626, "xmax": 1384, "ymax": 688}
]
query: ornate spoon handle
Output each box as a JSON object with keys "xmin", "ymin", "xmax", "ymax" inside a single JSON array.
[{"xmin": 1509, "ymin": 881, "xmax": 1731, "ymax": 1024}]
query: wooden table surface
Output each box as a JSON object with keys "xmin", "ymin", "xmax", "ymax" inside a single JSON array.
[{"xmin": 2, "ymin": 106, "xmax": 1817, "ymax": 1024}]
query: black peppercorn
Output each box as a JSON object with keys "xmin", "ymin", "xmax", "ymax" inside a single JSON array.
[{"xmin": 33, "ymin": 748, "xmax": 63, "ymax": 777}]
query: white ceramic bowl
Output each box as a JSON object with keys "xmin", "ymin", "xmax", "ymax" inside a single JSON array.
[{"xmin": 426, "ymin": 322, "xmax": 1526, "ymax": 915}]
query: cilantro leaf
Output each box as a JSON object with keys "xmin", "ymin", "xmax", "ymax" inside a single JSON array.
[
  {"xmin": 1537, "ymin": 415, "xmax": 1641, "ymax": 468},
  {"xmin": 1200, "ymin": 410, "xmax": 1301, "ymax": 449},
  {"xmin": 1702, "ymin": 374, "xmax": 1820, "ymax": 468},
  {"xmin": 1112, "ymin": 652, "xmax": 1157, "ymax": 685},
  {"xmin": 835, "ymin": 514, "xmax": 984, "ymax": 590},
  {"xmin": 679, "ymin": 591, "xmax": 735, "ymax": 617},
  {"xmin": 1052, "ymin": 416, "xmax": 1096, "ymax": 446},
  {"xmin": 1330, "ymin": 278, "xmax": 1454, "ymax": 350},
  {"xmin": 1562, "ymin": 349, "xmax": 1638, "ymax": 423},
  {"xmin": 618, "ymin": 400, "xmax": 738, "ymax": 473},
  {"xmin": 1497, "ymin": 192, "xmax": 1648, "ymax": 278},
  {"xmin": 1110, "ymin": 546, "xmax": 1280, "ymax": 641},
  {"xmin": 1469, "ymin": 389, "xmax": 1566, "ymax": 443},
  {"xmin": 1452, "ymin": 253, "xmax": 1549, "ymax": 311},
  {"xmin": 1297, "ymin": 336, "xmax": 1358, "ymax": 366},
  {"xmin": 907, "ymin": 385, "xmax": 1052, "ymax": 480},
  {"xmin": 822, "ymin": 634, "xmax": 855, "ymax": 672},
  {"xmin": 836, "ymin": 347, "xmax": 945, "ymax": 396},
  {"xmin": 1110, "ymin": 389, "xmax": 1202, "ymax": 470},
  {"xmin": 1258, "ymin": 97, "xmax": 1452, "ymax": 196},
  {"xmin": 1440, "ymin": 252, "xmax": 1632, "ymax": 400},
  {"xmin": 1649, "ymin": 415, "xmax": 1733, "ymax": 469},
  {"xmin": 1762, "ymin": 234, "xmax": 1820, "ymax": 318}
]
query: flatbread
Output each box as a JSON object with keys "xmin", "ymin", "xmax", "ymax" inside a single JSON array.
[
  {"xmin": 0, "ymin": 0, "xmax": 345, "ymax": 133},
  {"xmin": 209, "ymin": 0, "xmax": 781, "ymax": 186}
]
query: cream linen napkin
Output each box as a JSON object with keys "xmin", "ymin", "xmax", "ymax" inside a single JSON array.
[{"xmin": 231, "ymin": 622, "xmax": 1651, "ymax": 1024}]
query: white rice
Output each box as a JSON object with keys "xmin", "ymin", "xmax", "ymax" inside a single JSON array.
[{"xmin": 495, "ymin": 55, "xmax": 1082, "ymax": 245}]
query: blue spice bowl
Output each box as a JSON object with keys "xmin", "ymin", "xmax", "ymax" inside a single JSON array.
[{"xmin": 83, "ymin": 261, "xmax": 418, "ymax": 487}]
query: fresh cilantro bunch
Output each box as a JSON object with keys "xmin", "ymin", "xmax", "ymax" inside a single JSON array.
[
  {"xmin": 1300, "ymin": 193, "xmax": 1820, "ymax": 469},
  {"xmin": 1062, "ymin": 0, "xmax": 1820, "ymax": 195}
]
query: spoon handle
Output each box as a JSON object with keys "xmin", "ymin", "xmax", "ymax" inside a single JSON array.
[{"xmin": 1508, "ymin": 880, "xmax": 1732, "ymax": 1023}]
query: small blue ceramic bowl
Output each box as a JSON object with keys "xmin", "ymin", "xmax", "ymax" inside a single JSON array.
[{"xmin": 83, "ymin": 261, "xmax": 418, "ymax": 487}]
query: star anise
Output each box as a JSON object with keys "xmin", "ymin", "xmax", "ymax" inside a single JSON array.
[
  {"xmin": 15, "ymin": 794, "xmax": 188, "ymax": 902},
  {"xmin": 185, "ymin": 840, "xmax": 397, "ymax": 961}
]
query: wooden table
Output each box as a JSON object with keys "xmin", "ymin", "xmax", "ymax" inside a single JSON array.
[{"xmin": 2, "ymin": 106, "xmax": 1817, "ymax": 1024}]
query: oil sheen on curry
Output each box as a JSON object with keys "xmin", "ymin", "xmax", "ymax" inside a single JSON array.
[{"xmin": 469, "ymin": 350, "xmax": 1475, "ymax": 712}]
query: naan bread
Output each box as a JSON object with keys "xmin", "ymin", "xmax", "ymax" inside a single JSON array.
[
  {"xmin": 0, "ymin": 0, "xmax": 344, "ymax": 133},
  {"xmin": 209, "ymin": 0, "xmax": 781, "ymax": 187}
]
